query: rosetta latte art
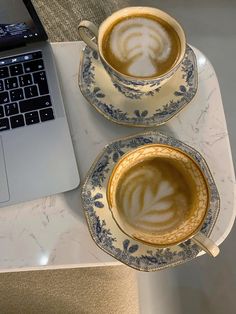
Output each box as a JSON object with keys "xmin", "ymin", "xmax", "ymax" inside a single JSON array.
[
  {"xmin": 109, "ymin": 17, "xmax": 172, "ymax": 77},
  {"xmin": 116, "ymin": 160, "xmax": 193, "ymax": 234}
]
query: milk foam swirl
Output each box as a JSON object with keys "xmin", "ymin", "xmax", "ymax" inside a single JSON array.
[
  {"xmin": 109, "ymin": 17, "xmax": 172, "ymax": 77},
  {"xmin": 117, "ymin": 164, "xmax": 191, "ymax": 233}
]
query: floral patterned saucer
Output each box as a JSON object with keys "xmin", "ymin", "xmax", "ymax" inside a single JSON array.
[
  {"xmin": 81, "ymin": 131, "xmax": 220, "ymax": 271},
  {"xmin": 79, "ymin": 45, "xmax": 198, "ymax": 127}
]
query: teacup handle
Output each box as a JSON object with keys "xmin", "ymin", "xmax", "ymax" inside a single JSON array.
[
  {"xmin": 192, "ymin": 232, "xmax": 220, "ymax": 257},
  {"xmin": 78, "ymin": 20, "xmax": 99, "ymax": 52}
]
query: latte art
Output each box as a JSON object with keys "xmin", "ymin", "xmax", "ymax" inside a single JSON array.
[
  {"xmin": 109, "ymin": 17, "xmax": 171, "ymax": 77},
  {"xmin": 102, "ymin": 14, "xmax": 181, "ymax": 77},
  {"xmin": 115, "ymin": 159, "xmax": 193, "ymax": 234}
]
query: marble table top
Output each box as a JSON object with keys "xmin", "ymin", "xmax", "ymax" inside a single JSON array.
[{"xmin": 0, "ymin": 42, "xmax": 235, "ymax": 272}]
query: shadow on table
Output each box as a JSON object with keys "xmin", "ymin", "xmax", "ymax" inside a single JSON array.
[
  {"xmin": 63, "ymin": 188, "xmax": 86, "ymax": 223},
  {"xmin": 138, "ymin": 225, "xmax": 236, "ymax": 314}
]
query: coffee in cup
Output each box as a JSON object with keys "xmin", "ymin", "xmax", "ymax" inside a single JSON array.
[
  {"xmin": 107, "ymin": 144, "xmax": 220, "ymax": 257},
  {"xmin": 102, "ymin": 14, "xmax": 181, "ymax": 78}
]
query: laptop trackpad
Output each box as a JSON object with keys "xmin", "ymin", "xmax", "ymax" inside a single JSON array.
[{"xmin": 0, "ymin": 136, "xmax": 10, "ymax": 203}]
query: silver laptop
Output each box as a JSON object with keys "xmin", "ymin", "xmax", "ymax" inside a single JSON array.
[{"xmin": 0, "ymin": 0, "xmax": 80, "ymax": 207}]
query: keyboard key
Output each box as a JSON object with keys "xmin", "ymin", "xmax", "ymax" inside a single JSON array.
[
  {"xmin": 32, "ymin": 51, "xmax": 42, "ymax": 59},
  {"xmin": 25, "ymin": 111, "xmax": 38, "ymax": 119},
  {"xmin": 19, "ymin": 95, "xmax": 52, "ymax": 113},
  {"xmin": 0, "ymin": 118, "xmax": 10, "ymax": 131},
  {"xmin": 25, "ymin": 111, "xmax": 40, "ymax": 125},
  {"xmin": 0, "ymin": 106, "xmax": 4, "ymax": 118},
  {"xmin": 0, "ymin": 80, "xmax": 4, "ymax": 92},
  {"xmin": 33, "ymin": 71, "xmax": 49, "ymax": 95},
  {"xmin": 0, "ymin": 67, "xmax": 9, "ymax": 79},
  {"xmin": 24, "ymin": 85, "xmax": 38, "ymax": 98},
  {"xmin": 10, "ymin": 114, "xmax": 25, "ymax": 129},
  {"xmin": 40, "ymin": 108, "xmax": 54, "ymax": 122},
  {"xmin": 10, "ymin": 88, "xmax": 24, "ymax": 101},
  {"xmin": 9, "ymin": 64, "xmax": 23, "ymax": 76},
  {"xmin": 24, "ymin": 59, "xmax": 44, "ymax": 73},
  {"xmin": 5, "ymin": 77, "xmax": 18, "ymax": 90},
  {"xmin": 0, "ymin": 92, "xmax": 9, "ymax": 105},
  {"xmin": 19, "ymin": 74, "xmax": 33, "ymax": 87},
  {"xmin": 4, "ymin": 103, "xmax": 19, "ymax": 116}
]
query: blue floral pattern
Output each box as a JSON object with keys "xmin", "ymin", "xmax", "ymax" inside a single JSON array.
[
  {"xmin": 101, "ymin": 56, "xmax": 173, "ymax": 99},
  {"xmin": 79, "ymin": 45, "xmax": 198, "ymax": 127},
  {"xmin": 81, "ymin": 131, "xmax": 220, "ymax": 271}
]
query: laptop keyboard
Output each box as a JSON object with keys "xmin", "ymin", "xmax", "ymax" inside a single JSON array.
[{"xmin": 0, "ymin": 51, "xmax": 54, "ymax": 132}]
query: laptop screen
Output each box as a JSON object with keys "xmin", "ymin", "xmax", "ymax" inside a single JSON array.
[{"xmin": 0, "ymin": 0, "xmax": 47, "ymax": 50}]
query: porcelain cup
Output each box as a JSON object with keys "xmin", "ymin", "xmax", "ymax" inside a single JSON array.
[
  {"xmin": 78, "ymin": 7, "xmax": 186, "ymax": 97},
  {"xmin": 107, "ymin": 144, "xmax": 220, "ymax": 257}
]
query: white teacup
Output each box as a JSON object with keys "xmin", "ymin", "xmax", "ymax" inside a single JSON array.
[{"xmin": 78, "ymin": 7, "xmax": 186, "ymax": 97}]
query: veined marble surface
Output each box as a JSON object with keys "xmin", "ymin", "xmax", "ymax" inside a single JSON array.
[{"xmin": 0, "ymin": 42, "xmax": 235, "ymax": 272}]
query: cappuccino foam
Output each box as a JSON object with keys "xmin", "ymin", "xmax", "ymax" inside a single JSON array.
[
  {"xmin": 115, "ymin": 158, "xmax": 194, "ymax": 234},
  {"xmin": 102, "ymin": 14, "xmax": 181, "ymax": 77}
]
